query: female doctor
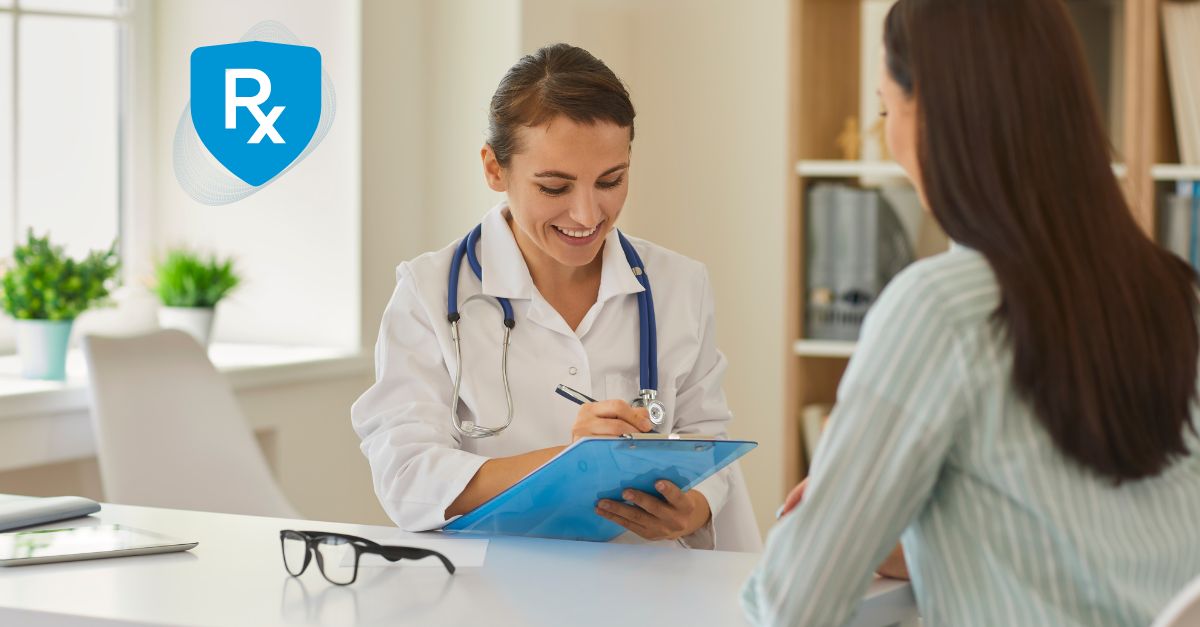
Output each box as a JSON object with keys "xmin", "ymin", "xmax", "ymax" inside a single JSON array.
[{"xmin": 351, "ymin": 43, "xmax": 756, "ymax": 551}]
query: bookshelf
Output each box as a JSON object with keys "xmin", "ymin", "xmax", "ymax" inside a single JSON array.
[
  {"xmin": 792, "ymin": 339, "xmax": 857, "ymax": 359},
  {"xmin": 783, "ymin": 0, "xmax": 1191, "ymax": 487},
  {"xmin": 1152, "ymin": 164, "xmax": 1200, "ymax": 181}
]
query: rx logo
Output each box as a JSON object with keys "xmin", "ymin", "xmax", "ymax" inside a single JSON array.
[{"xmin": 190, "ymin": 41, "xmax": 321, "ymax": 186}]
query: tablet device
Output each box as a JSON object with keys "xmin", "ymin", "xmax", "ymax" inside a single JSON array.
[{"xmin": 0, "ymin": 524, "xmax": 198, "ymax": 567}]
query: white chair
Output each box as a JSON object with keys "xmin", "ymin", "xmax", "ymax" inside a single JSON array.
[
  {"xmin": 81, "ymin": 329, "xmax": 300, "ymax": 518},
  {"xmin": 1153, "ymin": 575, "xmax": 1200, "ymax": 627}
]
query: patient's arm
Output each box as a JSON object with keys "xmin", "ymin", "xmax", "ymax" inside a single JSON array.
[{"xmin": 780, "ymin": 477, "xmax": 910, "ymax": 580}]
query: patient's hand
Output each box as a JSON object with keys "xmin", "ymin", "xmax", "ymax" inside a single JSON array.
[
  {"xmin": 779, "ymin": 478, "xmax": 809, "ymax": 517},
  {"xmin": 877, "ymin": 544, "xmax": 910, "ymax": 580}
]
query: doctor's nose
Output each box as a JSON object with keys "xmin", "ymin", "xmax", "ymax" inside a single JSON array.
[{"xmin": 567, "ymin": 191, "xmax": 605, "ymax": 228}]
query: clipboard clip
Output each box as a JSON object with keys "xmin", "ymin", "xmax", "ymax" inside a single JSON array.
[{"xmin": 617, "ymin": 433, "xmax": 715, "ymax": 452}]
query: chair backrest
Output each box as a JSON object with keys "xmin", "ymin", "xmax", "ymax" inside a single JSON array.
[
  {"xmin": 81, "ymin": 330, "xmax": 300, "ymax": 519},
  {"xmin": 1153, "ymin": 575, "xmax": 1200, "ymax": 627},
  {"xmin": 714, "ymin": 463, "xmax": 763, "ymax": 552}
]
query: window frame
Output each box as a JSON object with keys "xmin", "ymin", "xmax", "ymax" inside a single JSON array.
[{"xmin": 0, "ymin": 0, "xmax": 142, "ymax": 354}]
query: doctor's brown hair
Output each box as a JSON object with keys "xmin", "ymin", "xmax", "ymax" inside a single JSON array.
[
  {"xmin": 487, "ymin": 43, "xmax": 635, "ymax": 167},
  {"xmin": 885, "ymin": 0, "xmax": 1199, "ymax": 482}
]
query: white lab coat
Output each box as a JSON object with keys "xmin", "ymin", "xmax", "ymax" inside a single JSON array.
[{"xmin": 352, "ymin": 203, "xmax": 761, "ymax": 551}]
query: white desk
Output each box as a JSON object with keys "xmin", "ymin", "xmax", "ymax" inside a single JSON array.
[{"xmin": 0, "ymin": 501, "xmax": 917, "ymax": 626}]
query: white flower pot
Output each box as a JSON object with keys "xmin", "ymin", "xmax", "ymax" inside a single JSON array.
[
  {"xmin": 158, "ymin": 306, "xmax": 216, "ymax": 347},
  {"xmin": 14, "ymin": 319, "xmax": 74, "ymax": 380}
]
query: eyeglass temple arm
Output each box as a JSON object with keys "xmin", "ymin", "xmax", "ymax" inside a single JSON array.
[{"xmin": 363, "ymin": 545, "xmax": 456, "ymax": 575}]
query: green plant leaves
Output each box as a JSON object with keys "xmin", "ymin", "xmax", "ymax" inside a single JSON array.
[
  {"xmin": 153, "ymin": 249, "xmax": 240, "ymax": 308},
  {"xmin": 0, "ymin": 229, "xmax": 121, "ymax": 321}
]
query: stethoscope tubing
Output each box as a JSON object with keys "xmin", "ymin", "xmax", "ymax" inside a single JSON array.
[{"xmin": 447, "ymin": 224, "xmax": 659, "ymax": 439}]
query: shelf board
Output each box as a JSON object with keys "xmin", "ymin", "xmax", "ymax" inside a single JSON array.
[
  {"xmin": 795, "ymin": 160, "xmax": 907, "ymax": 178},
  {"xmin": 1151, "ymin": 164, "xmax": 1200, "ymax": 181},
  {"xmin": 796, "ymin": 160, "xmax": 1130, "ymax": 180},
  {"xmin": 792, "ymin": 339, "xmax": 856, "ymax": 358}
]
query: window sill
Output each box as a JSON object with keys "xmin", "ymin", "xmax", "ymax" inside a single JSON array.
[{"xmin": 0, "ymin": 343, "xmax": 373, "ymax": 422}]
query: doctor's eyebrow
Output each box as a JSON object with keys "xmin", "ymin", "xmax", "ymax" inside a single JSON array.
[{"xmin": 533, "ymin": 163, "xmax": 629, "ymax": 180}]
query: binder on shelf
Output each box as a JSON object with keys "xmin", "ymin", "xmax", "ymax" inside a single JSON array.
[{"xmin": 804, "ymin": 183, "xmax": 913, "ymax": 342}]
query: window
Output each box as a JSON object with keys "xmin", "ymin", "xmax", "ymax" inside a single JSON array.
[{"xmin": 0, "ymin": 0, "xmax": 129, "ymax": 351}]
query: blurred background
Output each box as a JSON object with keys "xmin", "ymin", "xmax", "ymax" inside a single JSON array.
[{"xmin": 0, "ymin": 0, "xmax": 1193, "ymax": 534}]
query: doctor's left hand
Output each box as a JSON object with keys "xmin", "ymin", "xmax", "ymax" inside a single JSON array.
[{"xmin": 595, "ymin": 480, "xmax": 711, "ymax": 541}]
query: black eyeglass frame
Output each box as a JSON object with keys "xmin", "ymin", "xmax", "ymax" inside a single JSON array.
[{"xmin": 279, "ymin": 529, "xmax": 456, "ymax": 585}]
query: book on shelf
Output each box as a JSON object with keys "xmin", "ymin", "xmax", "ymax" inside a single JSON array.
[
  {"xmin": 1163, "ymin": 1, "xmax": 1200, "ymax": 165},
  {"xmin": 1160, "ymin": 182, "xmax": 1200, "ymax": 270}
]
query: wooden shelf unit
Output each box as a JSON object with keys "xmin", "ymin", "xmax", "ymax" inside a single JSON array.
[{"xmin": 783, "ymin": 0, "xmax": 1184, "ymax": 488}]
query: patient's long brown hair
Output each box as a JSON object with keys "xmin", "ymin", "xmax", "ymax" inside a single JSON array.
[{"xmin": 885, "ymin": 0, "xmax": 1198, "ymax": 481}]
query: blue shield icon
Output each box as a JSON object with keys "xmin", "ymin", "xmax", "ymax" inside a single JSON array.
[{"xmin": 190, "ymin": 41, "xmax": 321, "ymax": 186}]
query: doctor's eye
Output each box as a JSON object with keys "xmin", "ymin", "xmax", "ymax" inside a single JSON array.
[
  {"xmin": 538, "ymin": 184, "xmax": 569, "ymax": 197},
  {"xmin": 596, "ymin": 175, "xmax": 625, "ymax": 190}
]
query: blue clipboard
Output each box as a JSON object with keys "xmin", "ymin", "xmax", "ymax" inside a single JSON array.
[{"xmin": 443, "ymin": 435, "xmax": 757, "ymax": 542}]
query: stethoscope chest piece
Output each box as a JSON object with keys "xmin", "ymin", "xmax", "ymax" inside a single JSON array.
[{"xmin": 633, "ymin": 389, "xmax": 666, "ymax": 426}]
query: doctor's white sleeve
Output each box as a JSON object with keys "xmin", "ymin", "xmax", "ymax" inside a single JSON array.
[
  {"xmin": 351, "ymin": 263, "xmax": 487, "ymax": 532},
  {"xmin": 672, "ymin": 266, "xmax": 734, "ymax": 549}
]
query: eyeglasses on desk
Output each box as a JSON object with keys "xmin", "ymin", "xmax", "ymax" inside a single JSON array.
[{"xmin": 280, "ymin": 530, "xmax": 456, "ymax": 585}]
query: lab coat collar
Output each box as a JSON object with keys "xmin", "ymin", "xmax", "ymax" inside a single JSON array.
[
  {"xmin": 595, "ymin": 226, "xmax": 646, "ymax": 303},
  {"xmin": 478, "ymin": 202, "xmax": 645, "ymax": 303},
  {"xmin": 480, "ymin": 203, "xmax": 534, "ymax": 300}
]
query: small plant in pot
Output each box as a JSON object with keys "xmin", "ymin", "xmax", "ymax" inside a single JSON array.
[
  {"xmin": 153, "ymin": 249, "xmax": 240, "ymax": 347},
  {"xmin": 0, "ymin": 230, "xmax": 120, "ymax": 380}
]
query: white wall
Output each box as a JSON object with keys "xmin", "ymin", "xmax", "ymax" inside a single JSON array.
[
  {"xmin": 514, "ymin": 0, "xmax": 792, "ymax": 531},
  {"xmin": 423, "ymin": 0, "xmax": 520, "ymax": 248},
  {"xmin": 152, "ymin": 0, "xmax": 361, "ymax": 350},
  {"xmin": 360, "ymin": 0, "xmax": 428, "ymax": 346}
]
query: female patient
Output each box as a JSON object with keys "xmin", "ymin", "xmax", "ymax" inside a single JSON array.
[{"xmin": 743, "ymin": 0, "xmax": 1200, "ymax": 625}]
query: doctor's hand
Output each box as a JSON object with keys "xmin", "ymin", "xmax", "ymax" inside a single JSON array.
[
  {"xmin": 570, "ymin": 400, "xmax": 653, "ymax": 442},
  {"xmin": 594, "ymin": 480, "xmax": 711, "ymax": 541}
]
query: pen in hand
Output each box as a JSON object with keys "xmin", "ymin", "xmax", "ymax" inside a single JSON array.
[
  {"xmin": 555, "ymin": 384, "xmax": 597, "ymax": 406},
  {"xmin": 556, "ymin": 384, "xmax": 660, "ymax": 436}
]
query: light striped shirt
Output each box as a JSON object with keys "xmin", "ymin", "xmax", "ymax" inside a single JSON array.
[{"xmin": 741, "ymin": 246, "xmax": 1200, "ymax": 626}]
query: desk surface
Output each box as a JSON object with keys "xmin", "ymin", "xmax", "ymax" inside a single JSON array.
[{"xmin": 0, "ymin": 501, "xmax": 916, "ymax": 627}]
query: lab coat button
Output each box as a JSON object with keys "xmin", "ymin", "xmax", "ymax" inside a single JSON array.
[{"xmin": 568, "ymin": 367, "xmax": 578, "ymax": 376}]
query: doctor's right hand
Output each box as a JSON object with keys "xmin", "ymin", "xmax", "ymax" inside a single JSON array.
[{"xmin": 571, "ymin": 400, "xmax": 653, "ymax": 442}]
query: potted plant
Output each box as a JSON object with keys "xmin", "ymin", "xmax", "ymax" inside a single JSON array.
[
  {"xmin": 0, "ymin": 230, "xmax": 120, "ymax": 380},
  {"xmin": 153, "ymin": 249, "xmax": 240, "ymax": 347}
]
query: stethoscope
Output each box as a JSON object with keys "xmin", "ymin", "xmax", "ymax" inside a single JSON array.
[{"xmin": 446, "ymin": 223, "xmax": 665, "ymax": 439}]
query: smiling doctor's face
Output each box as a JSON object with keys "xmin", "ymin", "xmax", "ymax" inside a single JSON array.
[{"xmin": 482, "ymin": 116, "xmax": 632, "ymax": 270}]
